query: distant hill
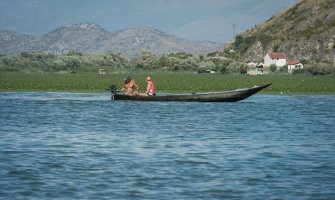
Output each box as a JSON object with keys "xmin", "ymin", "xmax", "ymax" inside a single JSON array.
[
  {"xmin": 0, "ymin": 23, "xmax": 223, "ymax": 57},
  {"xmin": 0, "ymin": 30, "xmax": 38, "ymax": 55},
  {"xmin": 225, "ymin": 0, "xmax": 335, "ymax": 62}
]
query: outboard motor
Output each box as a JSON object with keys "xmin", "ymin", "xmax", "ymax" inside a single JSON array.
[{"xmin": 108, "ymin": 85, "xmax": 117, "ymax": 101}]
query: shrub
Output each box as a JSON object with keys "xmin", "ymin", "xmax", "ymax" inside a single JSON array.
[
  {"xmin": 279, "ymin": 65, "xmax": 288, "ymax": 72},
  {"xmin": 233, "ymin": 34, "xmax": 256, "ymax": 53},
  {"xmin": 270, "ymin": 64, "xmax": 277, "ymax": 72},
  {"xmin": 292, "ymin": 68, "xmax": 305, "ymax": 75},
  {"xmin": 239, "ymin": 65, "xmax": 248, "ymax": 74},
  {"xmin": 219, "ymin": 66, "xmax": 227, "ymax": 74},
  {"xmin": 306, "ymin": 63, "xmax": 334, "ymax": 75},
  {"xmin": 226, "ymin": 62, "xmax": 241, "ymax": 74}
]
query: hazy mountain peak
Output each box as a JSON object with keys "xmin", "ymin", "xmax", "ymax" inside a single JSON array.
[
  {"xmin": 62, "ymin": 23, "xmax": 104, "ymax": 30},
  {"xmin": 0, "ymin": 23, "xmax": 223, "ymax": 57}
]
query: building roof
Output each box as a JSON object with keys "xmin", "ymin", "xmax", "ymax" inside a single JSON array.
[
  {"xmin": 267, "ymin": 52, "xmax": 286, "ymax": 59},
  {"xmin": 287, "ymin": 60, "xmax": 301, "ymax": 65}
]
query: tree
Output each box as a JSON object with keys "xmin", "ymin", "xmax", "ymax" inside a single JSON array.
[
  {"xmin": 234, "ymin": 35, "xmax": 244, "ymax": 49},
  {"xmin": 197, "ymin": 61, "xmax": 216, "ymax": 73},
  {"xmin": 166, "ymin": 57, "xmax": 180, "ymax": 71},
  {"xmin": 63, "ymin": 56, "xmax": 81, "ymax": 71},
  {"xmin": 103, "ymin": 52, "xmax": 130, "ymax": 68},
  {"xmin": 219, "ymin": 66, "xmax": 227, "ymax": 74},
  {"xmin": 207, "ymin": 52, "xmax": 218, "ymax": 57},
  {"xmin": 67, "ymin": 50, "xmax": 83, "ymax": 56},
  {"xmin": 179, "ymin": 57, "xmax": 199, "ymax": 71},
  {"xmin": 21, "ymin": 51, "xmax": 31, "ymax": 58},
  {"xmin": 158, "ymin": 55, "xmax": 168, "ymax": 68},
  {"xmin": 134, "ymin": 51, "xmax": 158, "ymax": 70}
]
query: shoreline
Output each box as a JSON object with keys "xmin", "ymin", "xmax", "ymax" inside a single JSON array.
[{"xmin": 1, "ymin": 73, "xmax": 335, "ymax": 94}]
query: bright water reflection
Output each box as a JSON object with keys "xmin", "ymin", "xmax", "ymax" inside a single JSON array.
[{"xmin": 0, "ymin": 92, "xmax": 334, "ymax": 199}]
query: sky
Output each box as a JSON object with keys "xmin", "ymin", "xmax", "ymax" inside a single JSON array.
[{"xmin": 0, "ymin": 0, "xmax": 299, "ymax": 43}]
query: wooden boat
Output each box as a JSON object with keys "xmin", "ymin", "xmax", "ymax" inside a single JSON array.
[{"xmin": 108, "ymin": 83, "xmax": 271, "ymax": 102}]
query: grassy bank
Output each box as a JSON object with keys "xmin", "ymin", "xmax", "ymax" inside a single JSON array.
[{"xmin": 1, "ymin": 73, "xmax": 335, "ymax": 94}]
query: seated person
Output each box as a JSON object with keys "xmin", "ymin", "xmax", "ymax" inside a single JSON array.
[
  {"xmin": 144, "ymin": 76, "xmax": 155, "ymax": 96},
  {"xmin": 120, "ymin": 76, "xmax": 140, "ymax": 96}
]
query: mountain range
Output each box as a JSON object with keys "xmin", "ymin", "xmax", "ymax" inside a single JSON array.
[
  {"xmin": 0, "ymin": 23, "xmax": 223, "ymax": 57},
  {"xmin": 2, "ymin": 0, "xmax": 334, "ymax": 62}
]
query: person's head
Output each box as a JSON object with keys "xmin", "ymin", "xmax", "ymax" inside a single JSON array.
[
  {"xmin": 146, "ymin": 76, "xmax": 152, "ymax": 81},
  {"xmin": 124, "ymin": 76, "xmax": 131, "ymax": 84}
]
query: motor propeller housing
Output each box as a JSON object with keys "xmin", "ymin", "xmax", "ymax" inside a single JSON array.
[
  {"xmin": 108, "ymin": 85, "xmax": 117, "ymax": 94},
  {"xmin": 108, "ymin": 85, "xmax": 118, "ymax": 100}
]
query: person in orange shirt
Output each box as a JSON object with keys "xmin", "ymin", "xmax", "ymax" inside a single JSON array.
[
  {"xmin": 120, "ymin": 76, "xmax": 140, "ymax": 96},
  {"xmin": 144, "ymin": 76, "xmax": 155, "ymax": 96}
]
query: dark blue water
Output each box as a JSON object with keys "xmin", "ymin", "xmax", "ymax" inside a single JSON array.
[{"xmin": 0, "ymin": 92, "xmax": 334, "ymax": 199}]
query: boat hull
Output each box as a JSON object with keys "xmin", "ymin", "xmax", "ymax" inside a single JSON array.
[{"xmin": 109, "ymin": 83, "xmax": 271, "ymax": 102}]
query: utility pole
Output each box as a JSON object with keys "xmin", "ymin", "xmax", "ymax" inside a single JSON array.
[{"xmin": 233, "ymin": 23, "xmax": 236, "ymax": 39}]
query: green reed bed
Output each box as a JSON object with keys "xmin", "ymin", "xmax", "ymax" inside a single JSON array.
[{"xmin": 1, "ymin": 73, "xmax": 335, "ymax": 94}]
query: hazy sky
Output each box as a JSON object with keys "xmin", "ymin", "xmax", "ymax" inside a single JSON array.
[{"xmin": 0, "ymin": 0, "xmax": 299, "ymax": 42}]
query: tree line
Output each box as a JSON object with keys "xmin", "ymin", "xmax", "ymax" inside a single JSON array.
[
  {"xmin": 0, "ymin": 51, "xmax": 251, "ymax": 74},
  {"xmin": 0, "ymin": 50, "xmax": 334, "ymax": 75}
]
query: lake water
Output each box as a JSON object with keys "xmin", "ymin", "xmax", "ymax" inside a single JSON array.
[{"xmin": 0, "ymin": 92, "xmax": 334, "ymax": 199}]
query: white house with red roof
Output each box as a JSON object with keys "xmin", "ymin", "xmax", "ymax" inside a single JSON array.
[
  {"xmin": 287, "ymin": 60, "xmax": 304, "ymax": 73},
  {"xmin": 264, "ymin": 52, "xmax": 287, "ymax": 68}
]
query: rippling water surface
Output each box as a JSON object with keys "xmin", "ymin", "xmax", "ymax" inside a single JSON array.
[{"xmin": 0, "ymin": 92, "xmax": 334, "ymax": 199}]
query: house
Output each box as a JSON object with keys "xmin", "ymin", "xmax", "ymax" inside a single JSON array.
[
  {"xmin": 264, "ymin": 52, "xmax": 286, "ymax": 68},
  {"xmin": 247, "ymin": 62, "xmax": 257, "ymax": 68},
  {"xmin": 204, "ymin": 69, "xmax": 216, "ymax": 74},
  {"xmin": 246, "ymin": 62, "xmax": 268, "ymax": 75},
  {"xmin": 287, "ymin": 60, "xmax": 304, "ymax": 73},
  {"xmin": 247, "ymin": 65, "xmax": 269, "ymax": 75},
  {"xmin": 247, "ymin": 68, "xmax": 264, "ymax": 75},
  {"xmin": 98, "ymin": 69, "xmax": 106, "ymax": 75}
]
